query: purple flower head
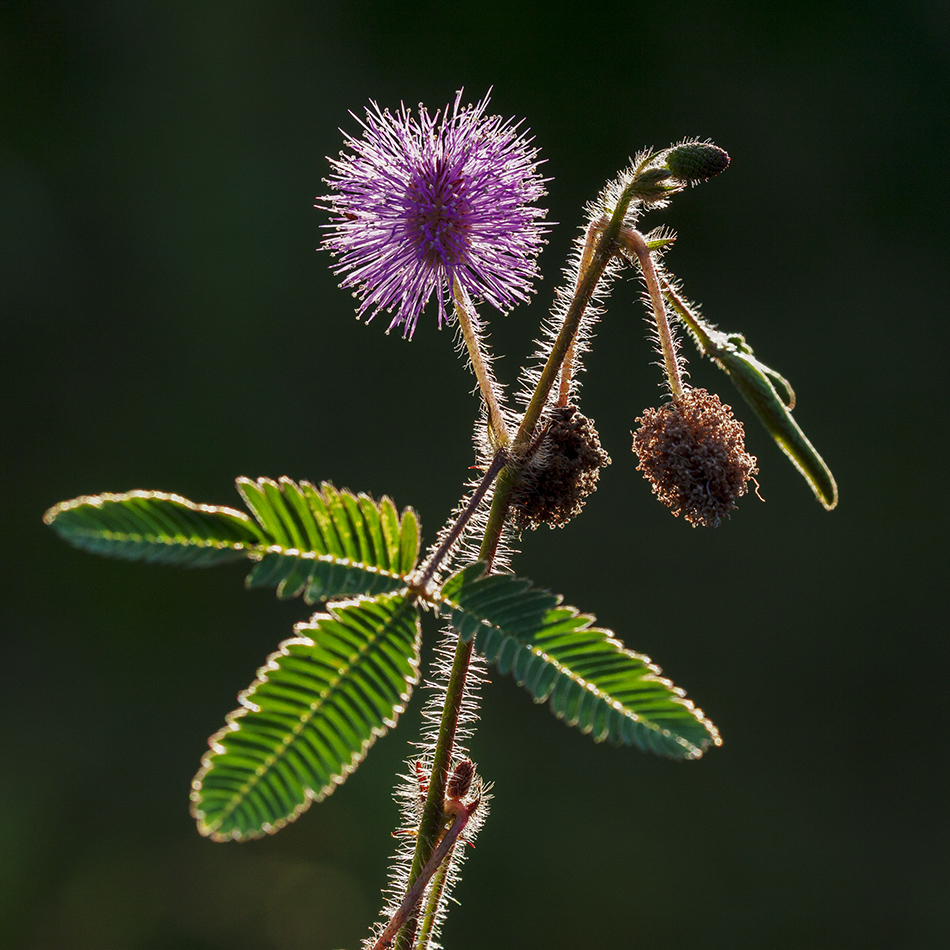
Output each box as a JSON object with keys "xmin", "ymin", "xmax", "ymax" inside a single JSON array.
[{"xmin": 321, "ymin": 90, "xmax": 549, "ymax": 338}]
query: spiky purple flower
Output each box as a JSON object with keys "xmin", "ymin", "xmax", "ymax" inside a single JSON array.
[{"xmin": 321, "ymin": 90, "xmax": 548, "ymax": 338}]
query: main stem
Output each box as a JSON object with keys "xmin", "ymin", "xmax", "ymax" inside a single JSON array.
[
  {"xmin": 394, "ymin": 195, "xmax": 635, "ymax": 949},
  {"xmin": 374, "ymin": 808, "xmax": 474, "ymax": 950}
]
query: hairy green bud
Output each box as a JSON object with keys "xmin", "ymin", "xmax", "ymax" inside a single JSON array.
[{"xmin": 664, "ymin": 142, "xmax": 730, "ymax": 181}]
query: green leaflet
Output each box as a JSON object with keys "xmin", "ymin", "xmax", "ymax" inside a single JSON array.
[
  {"xmin": 43, "ymin": 490, "xmax": 263, "ymax": 566},
  {"xmin": 191, "ymin": 593, "xmax": 421, "ymax": 841},
  {"xmin": 45, "ymin": 477, "xmax": 421, "ymax": 602},
  {"xmin": 439, "ymin": 565, "xmax": 719, "ymax": 760}
]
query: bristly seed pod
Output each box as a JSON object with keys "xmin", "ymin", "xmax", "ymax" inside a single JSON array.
[
  {"xmin": 631, "ymin": 387, "xmax": 757, "ymax": 527},
  {"xmin": 664, "ymin": 142, "xmax": 730, "ymax": 182},
  {"xmin": 510, "ymin": 405, "xmax": 611, "ymax": 531}
]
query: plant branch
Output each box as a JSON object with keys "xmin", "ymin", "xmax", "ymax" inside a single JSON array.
[
  {"xmin": 412, "ymin": 449, "xmax": 508, "ymax": 593},
  {"xmin": 515, "ymin": 177, "xmax": 642, "ymax": 450},
  {"xmin": 556, "ymin": 218, "xmax": 604, "ymax": 407},
  {"xmin": 394, "ymin": 183, "xmax": 640, "ymax": 950},
  {"xmin": 661, "ymin": 276, "xmax": 716, "ymax": 351},
  {"xmin": 413, "ymin": 844, "xmax": 453, "ymax": 950}
]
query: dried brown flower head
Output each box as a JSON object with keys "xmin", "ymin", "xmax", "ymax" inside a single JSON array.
[
  {"xmin": 510, "ymin": 405, "xmax": 611, "ymax": 530},
  {"xmin": 631, "ymin": 387, "xmax": 757, "ymax": 527}
]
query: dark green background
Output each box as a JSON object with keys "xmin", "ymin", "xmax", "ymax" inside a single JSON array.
[{"xmin": 3, "ymin": 2, "xmax": 947, "ymax": 948}]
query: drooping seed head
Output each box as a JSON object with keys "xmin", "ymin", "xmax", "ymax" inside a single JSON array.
[
  {"xmin": 511, "ymin": 405, "xmax": 611, "ymax": 530},
  {"xmin": 631, "ymin": 387, "xmax": 757, "ymax": 527}
]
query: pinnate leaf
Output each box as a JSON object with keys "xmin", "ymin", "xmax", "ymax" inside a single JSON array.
[
  {"xmin": 440, "ymin": 565, "xmax": 719, "ymax": 759},
  {"xmin": 191, "ymin": 593, "xmax": 421, "ymax": 841},
  {"xmin": 45, "ymin": 478, "xmax": 421, "ymax": 602},
  {"xmin": 239, "ymin": 477, "xmax": 420, "ymax": 602}
]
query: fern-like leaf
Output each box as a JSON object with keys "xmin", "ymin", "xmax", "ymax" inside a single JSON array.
[
  {"xmin": 440, "ymin": 565, "xmax": 719, "ymax": 759},
  {"xmin": 191, "ymin": 593, "xmax": 421, "ymax": 841},
  {"xmin": 238, "ymin": 477, "xmax": 420, "ymax": 602},
  {"xmin": 45, "ymin": 478, "xmax": 421, "ymax": 602}
]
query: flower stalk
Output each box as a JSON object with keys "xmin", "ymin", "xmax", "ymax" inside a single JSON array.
[
  {"xmin": 619, "ymin": 226, "xmax": 684, "ymax": 399},
  {"xmin": 453, "ymin": 281, "xmax": 510, "ymax": 446}
]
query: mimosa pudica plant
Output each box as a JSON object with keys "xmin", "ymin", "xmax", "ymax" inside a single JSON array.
[{"xmin": 44, "ymin": 89, "xmax": 837, "ymax": 950}]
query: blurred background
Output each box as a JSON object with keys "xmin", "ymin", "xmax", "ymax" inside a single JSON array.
[{"xmin": 3, "ymin": 2, "xmax": 948, "ymax": 948}]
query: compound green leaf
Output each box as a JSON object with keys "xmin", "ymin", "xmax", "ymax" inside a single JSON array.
[
  {"xmin": 440, "ymin": 565, "xmax": 719, "ymax": 760},
  {"xmin": 238, "ymin": 478, "xmax": 420, "ymax": 602},
  {"xmin": 191, "ymin": 593, "xmax": 421, "ymax": 841},
  {"xmin": 45, "ymin": 478, "xmax": 421, "ymax": 602}
]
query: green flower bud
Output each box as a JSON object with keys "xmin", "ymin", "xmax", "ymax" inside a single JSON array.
[{"xmin": 664, "ymin": 142, "xmax": 730, "ymax": 181}]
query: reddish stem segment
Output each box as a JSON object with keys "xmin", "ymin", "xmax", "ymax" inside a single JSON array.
[
  {"xmin": 619, "ymin": 226, "xmax": 684, "ymax": 398},
  {"xmin": 374, "ymin": 804, "xmax": 476, "ymax": 950}
]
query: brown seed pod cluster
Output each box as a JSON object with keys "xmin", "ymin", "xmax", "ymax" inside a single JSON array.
[
  {"xmin": 510, "ymin": 405, "xmax": 611, "ymax": 531},
  {"xmin": 631, "ymin": 387, "xmax": 757, "ymax": 527}
]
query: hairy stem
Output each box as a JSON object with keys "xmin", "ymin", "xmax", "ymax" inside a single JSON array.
[
  {"xmin": 556, "ymin": 218, "xmax": 605, "ymax": 407},
  {"xmin": 413, "ymin": 450, "xmax": 508, "ymax": 593},
  {"xmin": 620, "ymin": 227, "xmax": 684, "ymax": 399},
  {"xmin": 413, "ymin": 837, "xmax": 454, "ymax": 950},
  {"xmin": 393, "ymin": 632, "xmax": 475, "ymax": 950},
  {"xmin": 516, "ymin": 189, "xmax": 637, "ymax": 450},
  {"xmin": 661, "ymin": 276, "xmax": 716, "ymax": 351},
  {"xmin": 454, "ymin": 281, "xmax": 510, "ymax": 446},
  {"xmin": 374, "ymin": 808, "xmax": 473, "ymax": 950},
  {"xmin": 394, "ymin": 194, "xmax": 636, "ymax": 949}
]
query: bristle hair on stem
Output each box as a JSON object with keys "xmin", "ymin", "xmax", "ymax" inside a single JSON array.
[
  {"xmin": 515, "ymin": 216, "xmax": 622, "ymax": 415},
  {"xmin": 418, "ymin": 476, "xmax": 490, "ymax": 586},
  {"xmin": 369, "ymin": 627, "xmax": 489, "ymax": 950},
  {"xmin": 639, "ymin": 286, "xmax": 689, "ymax": 388}
]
